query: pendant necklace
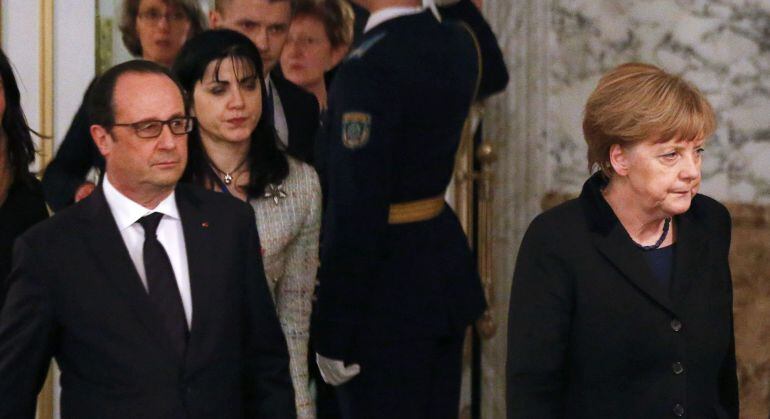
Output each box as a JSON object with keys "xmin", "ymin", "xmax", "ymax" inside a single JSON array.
[{"xmin": 210, "ymin": 157, "xmax": 248, "ymax": 185}]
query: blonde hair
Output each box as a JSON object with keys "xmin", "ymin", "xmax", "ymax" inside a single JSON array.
[{"xmin": 582, "ymin": 62, "xmax": 716, "ymax": 177}]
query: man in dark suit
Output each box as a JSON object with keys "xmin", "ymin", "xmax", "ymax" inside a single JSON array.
[
  {"xmin": 312, "ymin": 1, "xmax": 487, "ymax": 417},
  {"xmin": 210, "ymin": 0, "xmax": 320, "ymax": 164},
  {"xmin": 0, "ymin": 60, "xmax": 295, "ymax": 419}
]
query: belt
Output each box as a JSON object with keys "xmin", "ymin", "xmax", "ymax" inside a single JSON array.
[{"xmin": 388, "ymin": 196, "xmax": 445, "ymax": 224}]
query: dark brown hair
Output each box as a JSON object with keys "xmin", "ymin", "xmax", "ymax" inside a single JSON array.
[
  {"xmin": 119, "ymin": 0, "xmax": 207, "ymax": 57},
  {"xmin": 0, "ymin": 47, "xmax": 39, "ymax": 186},
  {"xmin": 172, "ymin": 29, "xmax": 289, "ymax": 197},
  {"xmin": 87, "ymin": 60, "xmax": 187, "ymax": 128}
]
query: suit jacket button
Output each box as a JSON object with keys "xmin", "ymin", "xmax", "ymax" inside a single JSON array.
[
  {"xmin": 670, "ymin": 319, "xmax": 682, "ymax": 332},
  {"xmin": 673, "ymin": 403, "xmax": 685, "ymax": 416},
  {"xmin": 672, "ymin": 362, "xmax": 685, "ymax": 375}
]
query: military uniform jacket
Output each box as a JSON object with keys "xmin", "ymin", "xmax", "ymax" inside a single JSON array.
[
  {"xmin": 506, "ymin": 173, "xmax": 739, "ymax": 419},
  {"xmin": 314, "ymin": 10, "xmax": 487, "ymax": 360}
]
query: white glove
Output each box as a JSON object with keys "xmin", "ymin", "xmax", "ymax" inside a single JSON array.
[
  {"xmin": 316, "ymin": 353, "xmax": 360, "ymax": 386},
  {"xmin": 423, "ymin": 0, "xmax": 442, "ymax": 20}
]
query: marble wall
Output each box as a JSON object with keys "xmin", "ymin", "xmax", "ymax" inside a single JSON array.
[
  {"xmin": 480, "ymin": 0, "xmax": 549, "ymax": 417},
  {"xmin": 480, "ymin": 0, "xmax": 770, "ymax": 417},
  {"xmin": 548, "ymin": 0, "xmax": 770, "ymax": 202}
]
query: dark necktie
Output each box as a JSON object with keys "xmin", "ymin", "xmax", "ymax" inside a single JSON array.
[
  {"xmin": 138, "ymin": 212, "xmax": 188, "ymax": 357},
  {"xmin": 264, "ymin": 80, "xmax": 275, "ymax": 126}
]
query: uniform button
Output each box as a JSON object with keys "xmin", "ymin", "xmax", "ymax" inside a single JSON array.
[
  {"xmin": 670, "ymin": 319, "xmax": 682, "ymax": 332},
  {"xmin": 672, "ymin": 362, "xmax": 685, "ymax": 375},
  {"xmin": 673, "ymin": 403, "xmax": 685, "ymax": 416}
]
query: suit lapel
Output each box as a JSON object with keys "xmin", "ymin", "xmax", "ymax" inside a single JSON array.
[
  {"xmin": 670, "ymin": 211, "xmax": 708, "ymax": 303},
  {"xmin": 175, "ymin": 187, "xmax": 215, "ymax": 366},
  {"xmin": 80, "ymin": 188, "xmax": 183, "ymax": 363},
  {"xmin": 593, "ymin": 224, "xmax": 676, "ymax": 314}
]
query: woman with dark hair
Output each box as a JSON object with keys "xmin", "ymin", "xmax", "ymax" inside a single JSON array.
[
  {"xmin": 173, "ymin": 29, "xmax": 321, "ymax": 419},
  {"xmin": 0, "ymin": 48, "xmax": 48, "ymax": 308},
  {"xmin": 42, "ymin": 0, "xmax": 207, "ymax": 211}
]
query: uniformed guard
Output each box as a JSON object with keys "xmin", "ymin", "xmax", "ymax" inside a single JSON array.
[{"xmin": 312, "ymin": 0, "xmax": 496, "ymax": 417}]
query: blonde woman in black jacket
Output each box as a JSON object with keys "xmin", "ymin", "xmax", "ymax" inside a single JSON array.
[{"xmin": 507, "ymin": 63, "xmax": 738, "ymax": 419}]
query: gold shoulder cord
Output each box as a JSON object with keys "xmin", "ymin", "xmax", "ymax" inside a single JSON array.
[
  {"xmin": 454, "ymin": 21, "xmax": 484, "ymax": 171},
  {"xmin": 458, "ymin": 21, "xmax": 484, "ymax": 104}
]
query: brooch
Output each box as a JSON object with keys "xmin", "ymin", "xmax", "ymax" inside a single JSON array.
[{"xmin": 264, "ymin": 183, "xmax": 288, "ymax": 205}]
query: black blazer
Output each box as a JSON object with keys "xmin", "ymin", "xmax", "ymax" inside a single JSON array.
[
  {"xmin": 0, "ymin": 184, "xmax": 295, "ymax": 419},
  {"xmin": 271, "ymin": 72, "xmax": 319, "ymax": 165},
  {"xmin": 506, "ymin": 174, "xmax": 739, "ymax": 419}
]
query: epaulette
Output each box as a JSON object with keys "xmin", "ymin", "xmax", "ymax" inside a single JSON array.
[{"xmin": 346, "ymin": 32, "xmax": 387, "ymax": 61}]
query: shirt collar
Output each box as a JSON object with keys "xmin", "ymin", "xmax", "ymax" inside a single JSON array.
[
  {"xmin": 102, "ymin": 175, "xmax": 180, "ymax": 231},
  {"xmin": 364, "ymin": 6, "xmax": 423, "ymax": 33}
]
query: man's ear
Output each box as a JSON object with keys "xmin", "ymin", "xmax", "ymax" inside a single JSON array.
[
  {"xmin": 608, "ymin": 143, "xmax": 630, "ymax": 177},
  {"xmin": 209, "ymin": 10, "xmax": 221, "ymax": 28},
  {"xmin": 90, "ymin": 124, "xmax": 113, "ymax": 158}
]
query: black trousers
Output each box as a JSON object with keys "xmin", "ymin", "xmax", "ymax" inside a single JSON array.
[{"xmin": 336, "ymin": 335, "xmax": 464, "ymax": 419}]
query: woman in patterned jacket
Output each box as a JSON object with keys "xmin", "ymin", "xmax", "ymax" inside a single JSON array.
[{"xmin": 173, "ymin": 29, "xmax": 321, "ymax": 418}]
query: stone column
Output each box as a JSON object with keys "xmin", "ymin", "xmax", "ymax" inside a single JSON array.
[{"xmin": 479, "ymin": 0, "xmax": 551, "ymax": 417}]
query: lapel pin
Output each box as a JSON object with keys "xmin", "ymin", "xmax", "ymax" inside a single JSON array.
[{"xmin": 201, "ymin": 221, "xmax": 209, "ymax": 228}]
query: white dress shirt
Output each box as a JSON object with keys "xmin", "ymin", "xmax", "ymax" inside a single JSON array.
[
  {"xmin": 103, "ymin": 176, "xmax": 193, "ymax": 328},
  {"xmin": 364, "ymin": 6, "xmax": 423, "ymax": 33},
  {"xmin": 266, "ymin": 75, "xmax": 290, "ymax": 147}
]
